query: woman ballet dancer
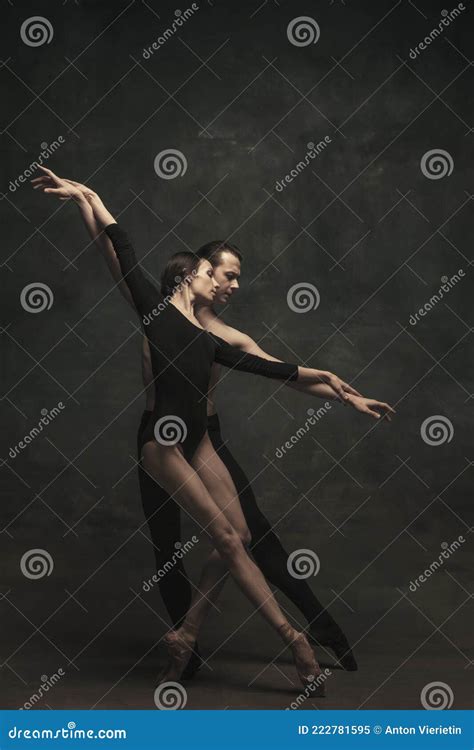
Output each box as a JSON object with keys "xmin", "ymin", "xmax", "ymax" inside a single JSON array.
[{"xmin": 33, "ymin": 166, "xmax": 394, "ymax": 692}]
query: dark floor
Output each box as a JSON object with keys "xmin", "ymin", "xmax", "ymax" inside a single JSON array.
[{"xmin": 3, "ymin": 578, "xmax": 472, "ymax": 710}]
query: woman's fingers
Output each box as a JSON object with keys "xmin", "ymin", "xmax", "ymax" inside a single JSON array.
[
  {"xmin": 31, "ymin": 176, "xmax": 52, "ymax": 188},
  {"xmin": 37, "ymin": 165, "xmax": 57, "ymax": 178},
  {"xmin": 365, "ymin": 407, "xmax": 381, "ymax": 419},
  {"xmin": 37, "ymin": 165, "xmax": 63, "ymax": 186}
]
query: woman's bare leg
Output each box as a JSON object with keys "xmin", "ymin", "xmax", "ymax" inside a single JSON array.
[
  {"xmin": 142, "ymin": 437, "xmax": 322, "ymax": 689},
  {"xmin": 180, "ymin": 433, "xmax": 276, "ymax": 637},
  {"xmin": 143, "ymin": 437, "xmax": 288, "ymax": 630}
]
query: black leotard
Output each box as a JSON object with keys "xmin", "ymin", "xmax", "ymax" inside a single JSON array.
[{"xmin": 104, "ymin": 222, "xmax": 299, "ymax": 461}]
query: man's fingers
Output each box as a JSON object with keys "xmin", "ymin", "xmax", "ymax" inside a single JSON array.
[
  {"xmin": 345, "ymin": 384, "xmax": 362, "ymax": 397},
  {"xmin": 329, "ymin": 377, "xmax": 349, "ymax": 401},
  {"xmin": 333, "ymin": 384, "xmax": 348, "ymax": 402}
]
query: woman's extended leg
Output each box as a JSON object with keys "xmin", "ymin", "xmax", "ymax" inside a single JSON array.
[{"xmin": 142, "ymin": 438, "xmax": 323, "ymax": 691}]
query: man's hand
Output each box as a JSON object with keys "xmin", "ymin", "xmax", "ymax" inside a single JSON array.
[
  {"xmin": 314, "ymin": 370, "xmax": 363, "ymax": 403},
  {"xmin": 62, "ymin": 178, "xmax": 97, "ymax": 201},
  {"xmin": 345, "ymin": 394, "xmax": 396, "ymax": 421}
]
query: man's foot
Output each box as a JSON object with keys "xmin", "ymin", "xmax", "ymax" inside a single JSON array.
[
  {"xmin": 308, "ymin": 628, "xmax": 358, "ymax": 671},
  {"xmin": 279, "ymin": 623, "xmax": 326, "ymax": 696},
  {"xmin": 156, "ymin": 629, "xmax": 197, "ymax": 683},
  {"xmin": 181, "ymin": 644, "xmax": 203, "ymax": 680}
]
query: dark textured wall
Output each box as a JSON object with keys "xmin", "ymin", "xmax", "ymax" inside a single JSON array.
[{"xmin": 2, "ymin": 0, "xmax": 472, "ymax": 709}]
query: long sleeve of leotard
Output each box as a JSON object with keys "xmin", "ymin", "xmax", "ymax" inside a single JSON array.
[
  {"xmin": 210, "ymin": 333, "xmax": 299, "ymax": 381},
  {"xmin": 103, "ymin": 222, "xmax": 160, "ymax": 319}
]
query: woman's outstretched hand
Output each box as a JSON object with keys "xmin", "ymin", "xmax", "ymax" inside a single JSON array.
[
  {"xmin": 62, "ymin": 178, "xmax": 97, "ymax": 201},
  {"xmin": 345, "ymin": 394, "xmax": 396, "ymax": 421},
  {"xmin": 314, "ymin": 370, "xmax": 363, "ymax": 403},
  {"xmin": 31, "ymin": 166, "xmax": 85, "ymax": 201}
]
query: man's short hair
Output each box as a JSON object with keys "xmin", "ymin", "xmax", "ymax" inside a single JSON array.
[{"xmin": 196, "ymin": 240, "xmax": 243, "ymax": 266}]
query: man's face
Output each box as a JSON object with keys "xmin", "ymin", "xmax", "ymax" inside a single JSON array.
[{"xmin": 212, "ymin": 251, "xmax": 241, "ymax": 304}]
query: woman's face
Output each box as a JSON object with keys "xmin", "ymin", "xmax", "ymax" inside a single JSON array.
[{"xmin": 190, "ymin": 259, "xmax": 219, "ymax": 303}]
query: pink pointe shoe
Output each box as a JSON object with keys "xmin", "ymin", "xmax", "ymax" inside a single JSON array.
[
  {"xmin": 279, "ymin": 623, "xmax": 326, "ymax": 697},
  {"xmin": 156, "ymin": 630, "xmax": 196, "ymax": 684}
]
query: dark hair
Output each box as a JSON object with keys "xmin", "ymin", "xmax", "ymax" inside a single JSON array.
[
  {"xmin": 196, "ymin": 240, "xmax": 243, "ymax": 266},
  {"xmin": 160, "ymin": 252, "xmax": 203, "ymax": 297}
]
